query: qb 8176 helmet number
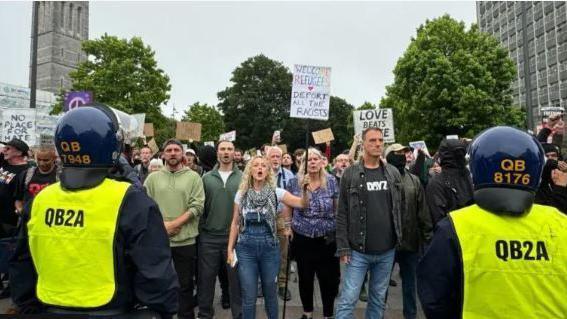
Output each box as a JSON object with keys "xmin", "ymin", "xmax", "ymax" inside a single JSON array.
[{"xmin": 493, "ymin": 159, "xmax": 530, "ymax": 185}]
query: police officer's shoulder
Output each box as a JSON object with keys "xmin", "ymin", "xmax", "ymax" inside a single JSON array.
[
  {"xmin": 533, "ymin": 203, "xmax": 567, "ymax": 222},
  {"xmin": 120, "ymin": 186, "xmax": 160, "ymax": 217}
]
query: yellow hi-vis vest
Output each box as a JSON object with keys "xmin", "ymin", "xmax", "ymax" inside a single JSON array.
[
  {"xmin": 450, "ymin": 204, "xmax": 567, "ymax": 319},
  {"xmin": 28, "ymin": 179, "xmax": 131, "ymax": 308}
]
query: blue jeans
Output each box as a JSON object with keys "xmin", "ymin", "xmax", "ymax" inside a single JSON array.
[
  {"xmin": 336, "ymin": 249, "xmax": 395, "ymax": 319},
  {"xmin": 236, "ymin": 232, "xmax": 280, "ymax": 319},
  {"xmin": 396, "ymin": 250, "xmax": 418, "ymax": 319}
]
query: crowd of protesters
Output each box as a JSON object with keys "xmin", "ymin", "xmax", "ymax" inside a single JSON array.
[{"xmin": 1, "ymin": 111, "xmax": 567, "ymax": 319}]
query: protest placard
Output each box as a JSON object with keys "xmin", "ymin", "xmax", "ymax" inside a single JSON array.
[
  {"xmin": 446, "ymin": 135, "xmax": 459, "ymax": 140},
  {"xmin": 144, "ymin": 123, "xmax": 154, "ymax": 137},
  {"xmin": 39, "ymin": 134, "xmax": 54, "ymax": 146},
  {"xmin": 64, "ymin": 91, "xmax": 93, "ymax": 112},
  {"xmin": 131, "ymin": 113, "xmax": 146, "ymax": 138},
  {"xmin": 290, "ymin": 64, "xmax": 332, "ymax": 121},
  {"xmin": 176, "ymin": 122, "xmax": 202, "ymax": 141},
  {"xmin": 147, "ymin": 138, "xmax": 159, "ymax": 155},
  {"xmin": 219, "ymin": 130, "xmax": 236, "ymax": 142},
  {"xmin": 540, "ymin": 106, "xmax": 564, "ymax": 119},
  {"xmin": 312, "ymin": 128, "xmax": 334, "ymax": 144},
  {"xmin": 1, "ymin": 108, "xmax": 36, "ymax": 146},
  {"xmin": 204, "ymin": 141, "xmax": 215, "ymax": 147},
  {"xmin": 409, "ymin": 141, "xmax": 429, "ymax": 157},
  {"xmin": 353, "ymin": 108, "xmax": 395, "ymax": 143}
]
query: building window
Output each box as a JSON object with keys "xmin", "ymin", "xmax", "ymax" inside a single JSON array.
[
  {"xmin": 60, "ymin": 2, "xmax": 64, "ymax": 29},
  {"xmin": 68, "ymin": 3, "xmax": 73, "ymax": 30},
  {"xmin": 77, "ymin": 7, "xmax": 82, "ymax": 35}
]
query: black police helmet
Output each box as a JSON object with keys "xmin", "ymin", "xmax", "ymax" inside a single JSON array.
[
  {"xmin": 468, "ymin": 126, "xmax": 545, "ymax": 215},
  {"xmin": 54, "ymin": 103, "xmax": 123, "ymax": 189}
]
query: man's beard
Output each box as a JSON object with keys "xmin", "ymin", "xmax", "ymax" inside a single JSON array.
[{"xmin": 167, "ymin": 158, "xmax": 180, "ymax": 167}]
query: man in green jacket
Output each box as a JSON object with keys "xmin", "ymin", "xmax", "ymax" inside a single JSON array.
[
  {"xmin": 385, "ymin": 143, "xmax": 433, "ymax": 319},
  {"xmin": 197, "ymin": 140, "xmax": 243, "ymax": 319},
  {"xmin": 144, "ymin": 139, "xmax": 205, "ymax": 319}
]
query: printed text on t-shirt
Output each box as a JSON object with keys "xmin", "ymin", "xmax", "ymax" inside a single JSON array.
[{"xmin": 367, "ymin": 181, "xmax": 388, "ymax": 191}]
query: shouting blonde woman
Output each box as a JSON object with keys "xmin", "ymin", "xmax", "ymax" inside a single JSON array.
[{"xmin": 227, "ymin": 155, "xmax": 307, "ymax": 319}]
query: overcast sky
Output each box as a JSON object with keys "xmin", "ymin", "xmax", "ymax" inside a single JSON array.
[{"xmin": 0, "ymin": 1, "xmax": 476, "ymax": 118}]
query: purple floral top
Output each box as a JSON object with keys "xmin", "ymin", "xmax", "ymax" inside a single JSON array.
[{"xmin": 287, "ymin": 174, "xmax": 338, "ymax": 238}]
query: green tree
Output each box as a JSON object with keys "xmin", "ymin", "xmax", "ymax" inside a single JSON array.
[
  {"xmin": 218, "ymin": 54, "xmax": 354, "ymax": 155},
  {"xmin": 381, "ymin": 15, "xmax": 525, "ymax": 149},
  {"xmin": 53, "ymin": 34, "xmax": 173, "ymax": 144},
  {"xmin": 182, "ymin": 102, "xmax": 225, "ymax": 142},
  {"xmin": 218, "ymin": 55, "xmax": 293, "ymax": 150}
]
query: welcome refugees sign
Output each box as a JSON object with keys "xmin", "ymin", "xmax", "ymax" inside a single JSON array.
[
  {"xmin": 290, "ymin": 64, "xmax": 331, "ymax": 121},
  {"xmin": 353, "ymin": 108, "xmax": 395, "ymax": 143}
]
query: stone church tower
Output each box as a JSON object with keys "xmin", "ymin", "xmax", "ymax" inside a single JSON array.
[{"xmin": 30, "ymin": 1, "xmax": 89, "ymax": 93}]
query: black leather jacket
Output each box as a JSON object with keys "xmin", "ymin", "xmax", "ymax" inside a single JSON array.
[{"xmin": 336, "ymin": 159, "xmax": 404, "ymax": 256}]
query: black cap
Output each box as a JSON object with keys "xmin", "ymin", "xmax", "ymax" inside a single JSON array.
[{"xmin": 2, "ymin": 138, "xmax": 30, "ymax": 155}]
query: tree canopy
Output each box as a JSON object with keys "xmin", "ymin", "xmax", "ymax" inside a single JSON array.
[
  {"xmin": 381, "ymin": 15, "xmax": 525, "ymax": 149},
  {"xmin": 57, "ymin": 34, "xmax": 173, "ymax": 144},
  {"xmin": 182, "ymin": 102, "xmax": 225, "ymax": 142},
  {"xmin": 218, "ymin": 54, "xmax": 353, "ymax": 155}
]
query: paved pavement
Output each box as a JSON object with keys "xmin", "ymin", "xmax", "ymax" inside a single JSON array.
[{"xmin": 0, "ymin": 263, "xmax": 425, "ymax": 318}]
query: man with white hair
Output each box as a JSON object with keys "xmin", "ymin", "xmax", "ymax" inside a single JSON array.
[{"xmin": 266, "ymin": 146, "xmax": 296, "ymax": 301}]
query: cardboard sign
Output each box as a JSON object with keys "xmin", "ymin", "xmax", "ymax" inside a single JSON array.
[
  {"xmin": 1, "ymin": 108, "xmax": 36, "ymax": 146},
  {"xmin": 353, "ymin": 108, "xmax": 395, "ymax": 143},
  {"xmin": 147, "ymin": 138, "xmax": 159, "ymax": 155},
  {"xmin": 219, "ymin": 130, "xmax": 236, "ymax": 142},
  {"xmin": 312, "ymin": 128, "xmax": 335, "ymax": 144},
  {"xmin": 278, "ymin": 144, "xmax": 288, "ymax": 154},
  {"xmin": 176, "ymin": 122, "xmax": 202, "ymax": 141},
  {"xmin": 144, "ymin": 123, "xmax": 154, "ymax": 137},
  {"xmin": 290, "ymin": 64, "xmax": 332, "ymax": 120}
]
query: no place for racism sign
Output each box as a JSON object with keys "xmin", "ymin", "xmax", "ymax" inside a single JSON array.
[
  {"xmin": 353, "ymin": 108, "xmax": 395, "ymax": 143},
  {"xmin": 290, "ymin": 64, "xmax": 331, "ymax": 121}
]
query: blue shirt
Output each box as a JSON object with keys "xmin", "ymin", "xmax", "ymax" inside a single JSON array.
[{"xmin": 288, "ymin": 174, "xmax": 338, "ymax": 238}]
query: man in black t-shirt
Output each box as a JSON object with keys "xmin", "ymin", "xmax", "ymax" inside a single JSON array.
[
  {"xmin": 14, "ymin": 147, "xmax": 58, "ymax": 213},
  {"xmin": 335, "ymin": 128, "xmax": 404, "ymax": 319},
  {"xmin": 0, "ymin": 139, "xmax": 30, "ymax": 238}
]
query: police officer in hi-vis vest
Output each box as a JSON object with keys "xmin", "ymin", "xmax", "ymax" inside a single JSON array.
[
  {"xmin": 10, "ymin": 104, "xmax": 179, "ymax": 318},
  {"xmin": 417, "ymin": 126, "xmax": 567, "ymax": 319}
]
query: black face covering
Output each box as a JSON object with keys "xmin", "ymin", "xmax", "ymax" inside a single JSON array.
[{"xmin": 386, "ymin": 153, "xmax": 407, "ymax": 174}]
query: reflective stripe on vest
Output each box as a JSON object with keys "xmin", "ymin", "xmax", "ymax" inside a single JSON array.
[
  {"xmin": 450, "ymin": 204, "xmax": 567, "ymax": 319},
  {"xmin": 28, "ymin": 179, "xmax": 131, "ymax": 308}
]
